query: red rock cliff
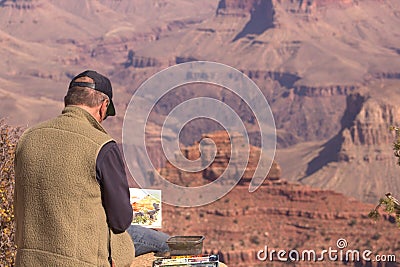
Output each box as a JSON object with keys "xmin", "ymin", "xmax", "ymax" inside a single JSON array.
[{"xmin": 157, "ymin": 130, "xmax": 281, "ymax": 187}]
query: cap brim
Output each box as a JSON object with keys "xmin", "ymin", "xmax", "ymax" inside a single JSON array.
[{"xmin": 106, "ymin": 100, "xmax": 116, "ymax": 116}]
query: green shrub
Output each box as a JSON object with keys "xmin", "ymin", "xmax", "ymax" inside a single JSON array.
[
  {"xmin": 0, "ymin": 120, "xmax": 21, "ymax": 266},
  {"xmin": 368, "ymin": 193, "xmax": 400, "ymax": 227},
  {"xmin": 369, "ymin": 126, "xmax": 400, "ymax": 228}
]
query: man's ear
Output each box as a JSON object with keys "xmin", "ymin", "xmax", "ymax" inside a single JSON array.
[{"xmin": 100, "ymin": 99, "xmax": 109, "ymax": 121}]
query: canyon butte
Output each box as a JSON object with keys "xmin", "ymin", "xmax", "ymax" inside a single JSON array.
[{"xmin": 1, "ymin": 0, "xmax": 400, "ymax": 266}]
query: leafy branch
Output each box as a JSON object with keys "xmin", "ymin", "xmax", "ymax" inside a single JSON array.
[
  {"xmin": 368, "ymin": 126, "xmax": 400, "ymax": 227},
  {"xmin": 368, "ymin": 193, "xmax": 400, "ymax": 227}
]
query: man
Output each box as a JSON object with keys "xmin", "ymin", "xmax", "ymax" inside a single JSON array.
[{"xmin": 14, "ymin": 70, "xmax": 169, "ymax": 267}]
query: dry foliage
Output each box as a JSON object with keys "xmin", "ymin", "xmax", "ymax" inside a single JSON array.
[{"xmin": 0, "ymin": 120, "xmax": 21, "ymax": 267}]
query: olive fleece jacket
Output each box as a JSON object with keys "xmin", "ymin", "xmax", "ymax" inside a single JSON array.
[{"xmin": 14, "ymin": 106, "xmax": 134, "ymax": 267}]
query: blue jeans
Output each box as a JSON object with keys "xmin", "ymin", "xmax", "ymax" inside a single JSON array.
[{"xmin": 127, "ymin": 225, "xmax": 170, "ymax": 257}]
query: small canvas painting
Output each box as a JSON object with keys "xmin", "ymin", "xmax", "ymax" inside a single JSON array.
[{"xmin": 129, "ymin": 188, "xmax": 162, "ymax": 228}]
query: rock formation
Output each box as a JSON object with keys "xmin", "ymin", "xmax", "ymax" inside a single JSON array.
[
  {"xmin": 145, "ymin": 129, "xmax": 400, "ymax": 266},
  {"xmin": 157, "ymin": 130, "xmax": 281, "ymax": 187},
  {"xmin": 0, "ymin": 0, "xmax": 39, "ymax": 9},
  {"xmin": 160, "ymin": 157, "xmax": 400, "ymax": 267},
  {"xmin": 300, "ymin": 83, "xmax": 400, "ymax": 203}
]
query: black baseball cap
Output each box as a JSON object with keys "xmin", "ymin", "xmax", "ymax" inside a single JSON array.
[{"xmin": 68, "ymin": 70, "xmax": 116, "ymax": 116}]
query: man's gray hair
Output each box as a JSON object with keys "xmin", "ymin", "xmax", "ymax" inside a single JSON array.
[{"xmin": 64, "ymin": 77, "xmax": 109, "ymax": 108}]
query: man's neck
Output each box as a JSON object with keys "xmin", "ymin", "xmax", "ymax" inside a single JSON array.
[{"xmin": 67, "ymin": 105, "xmax": 102, "ymax": 123}]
